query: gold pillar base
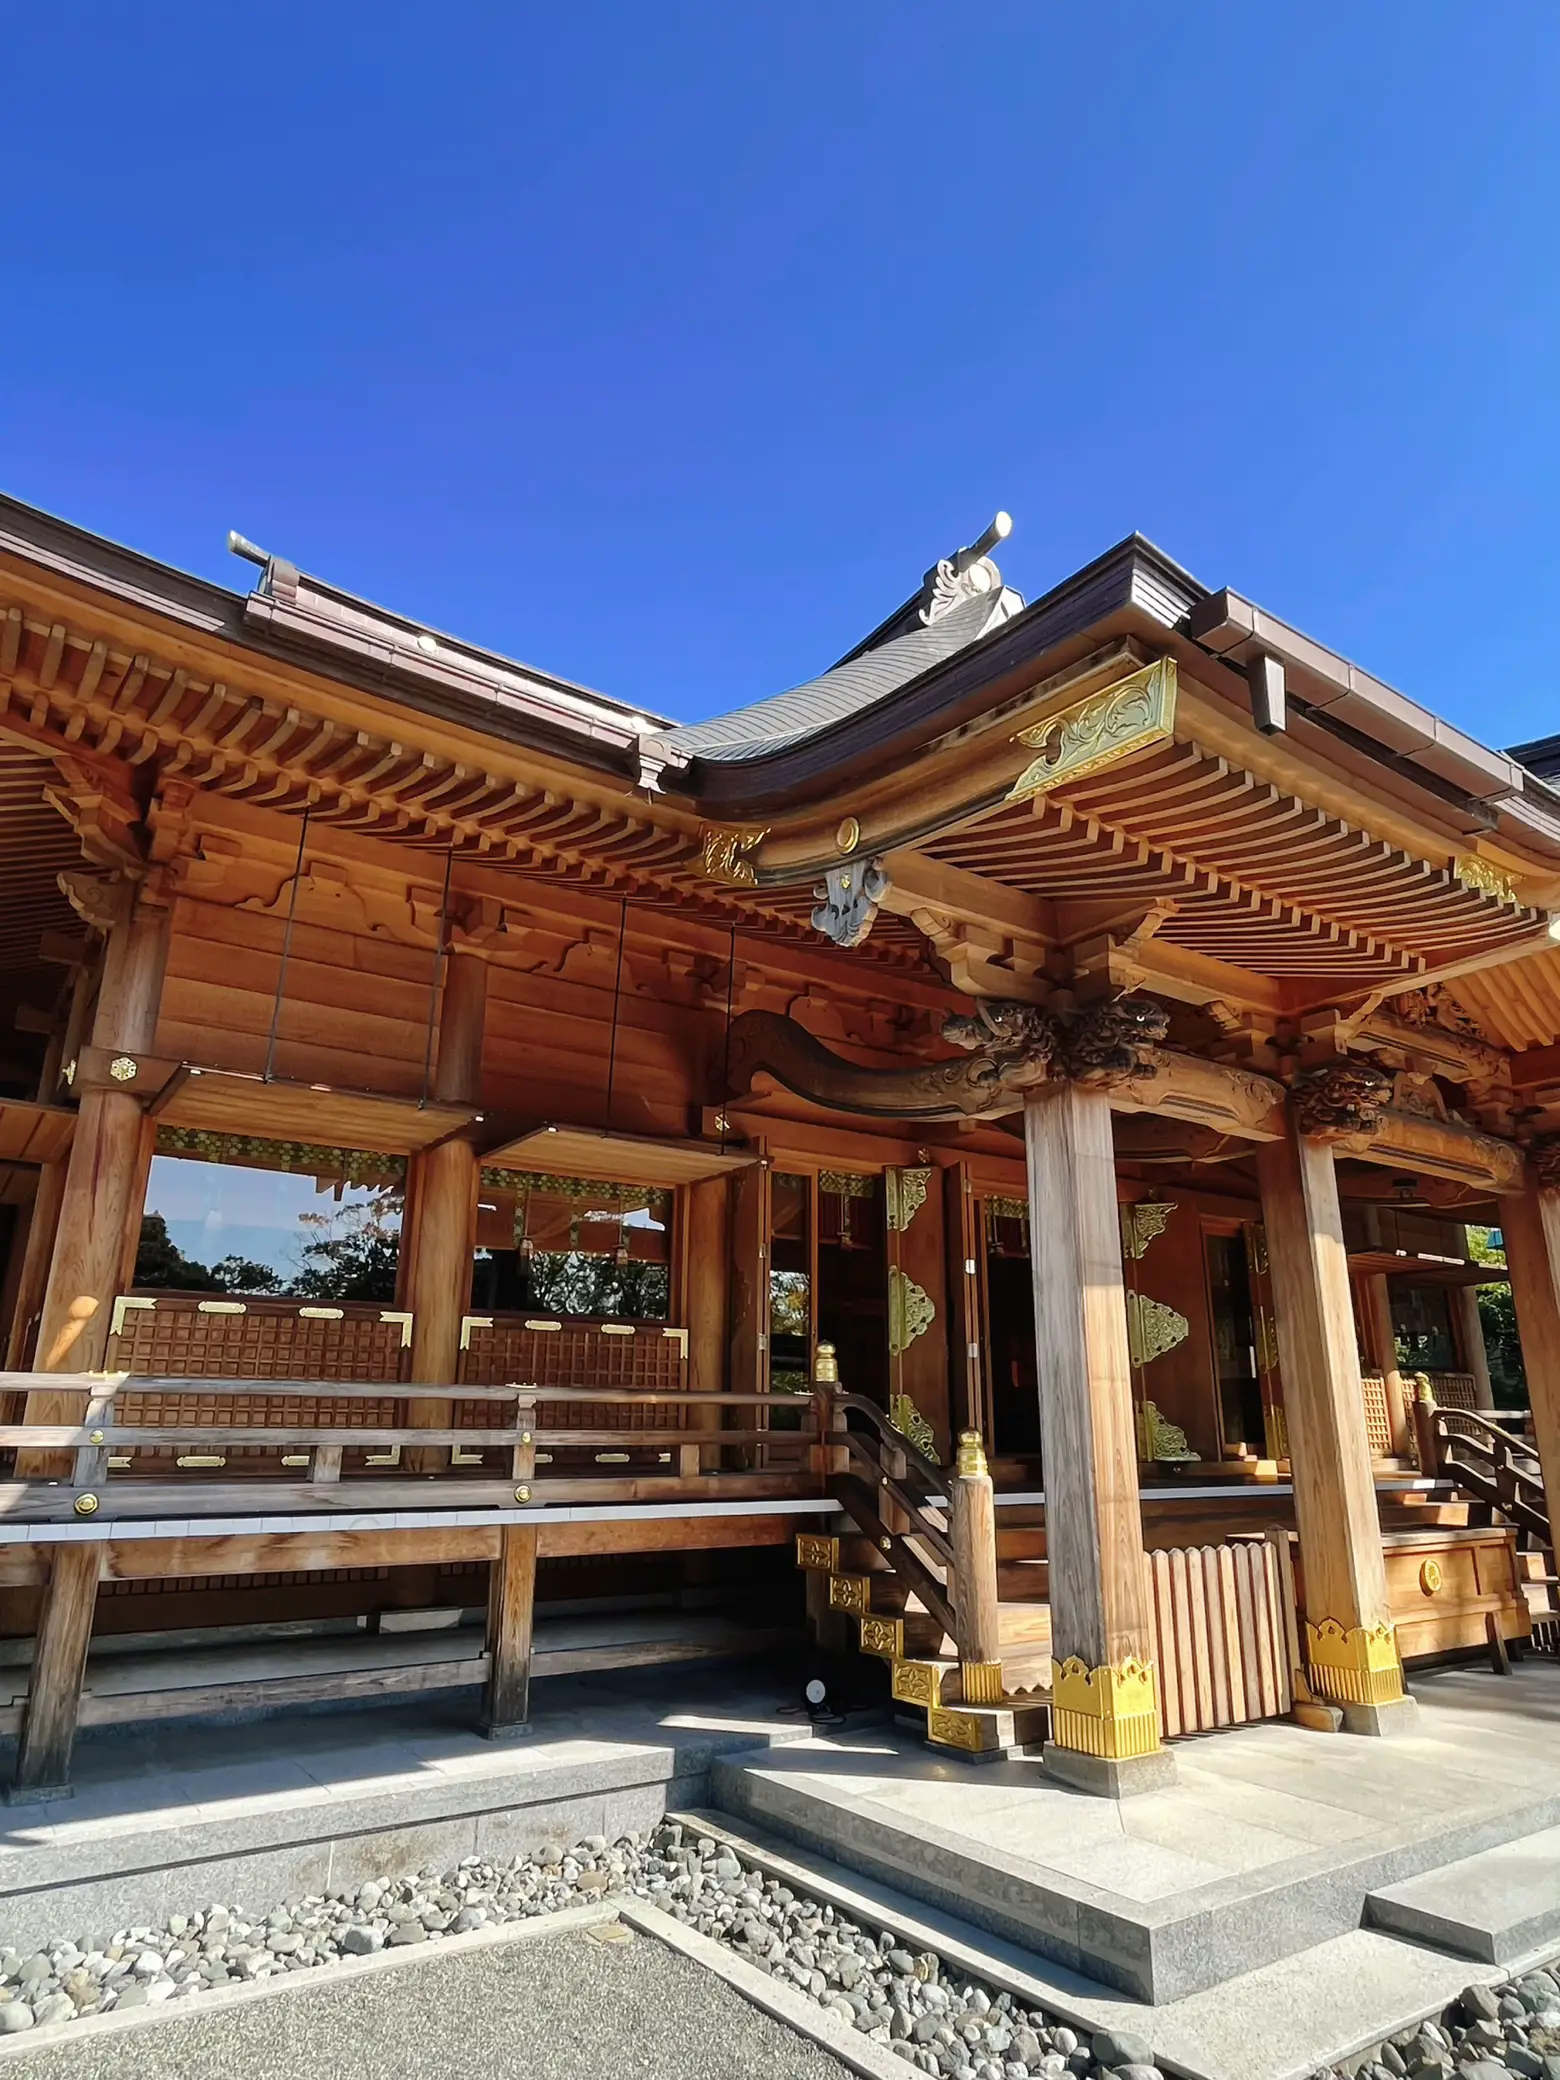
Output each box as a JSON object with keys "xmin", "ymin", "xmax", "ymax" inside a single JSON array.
[
  {"xmin": 1304, "ymin": 1619, "xmax": 1406, "ymax": 1708},
  {"xmin": 959, "ymin": 1659, "xmax": 1005, "ymax": 1706},
  {"xmin": 1051, "ymin": 1656, "xmax": 1162, "ymax": 1760}
]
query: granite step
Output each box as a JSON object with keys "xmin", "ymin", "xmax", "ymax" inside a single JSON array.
[{"xmin": 1366, "ymin": 1823, "xmax": 1560, "ymax": 1963}]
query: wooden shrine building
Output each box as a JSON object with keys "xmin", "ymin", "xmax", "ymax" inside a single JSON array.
[{"xmin": 0, "ymin": 494, "xmax": 1557, "ymax": 1795}]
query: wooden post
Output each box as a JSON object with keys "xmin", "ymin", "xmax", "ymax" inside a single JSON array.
[
  {"xmin": 948, "ymin": 1429, "xmax": 1002, "ymax": 1704},
  {"xmin": 483, "ymin": 1523, "xmax": 538, "ymax": 1738},
  {"xmin": 405, "ymin": 950, "xmax": 486, "ymax": 1471},
  {"xmin": 12, "ymin": 1542, "xmax": 101, "ymax": 1798},
  {"xmin": 3, "ymin": 1158, "xmax": 66, "ymax": 1368},
  {"xmin": 1358, "ymin": 1273, "xmax": 1414, "ymax": 1458},
  {"xmin": 33, "ymin": 891, "xmax": 168, "ymax": 1378},
  {"xmin": 683, "ymin": 1173, "xmax": 730, "ymax": 1473},
  {"xmin": 1450, "ymin": 1279, "xmax": 1496, "ymax": 1413},
  {"xmin": 1023, "ymin": 1083, "xmax": 1172, "ymax": 1795},
  {"xmin": 1256, "ymin": 1121, "xmax": 1416, "ymax": 1734},
  {"xmin": 1493, "ymin": 1181, "xmax": 1560, "ymax": 1545}
]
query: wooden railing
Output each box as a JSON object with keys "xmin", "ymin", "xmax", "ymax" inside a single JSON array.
[
  {"xmin": 813, "ymin": 1380, "xmax": 958, "ymax": 1642},
  {"xmin": 0, "ymin": 1371, "xmax": 824, "ymax": 1522},
  {"xmin": 1426, "ymin": 1402, "xmax": 1550, "ymax": 1547}
]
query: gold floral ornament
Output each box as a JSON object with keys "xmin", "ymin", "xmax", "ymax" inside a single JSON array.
[
  {"xmin": 1125, "ymin": 1291, "xmax": 1189, "ymax": 1366},
  {"xmin": 1007, "ymin": 658, "xmax": 1177, "ymax": 803},
  {"xmin": 1452, "ymin": 856, "xmax": 1518, "ymax": 904},
  {"xmin": 888, "ymin": 1393, "xmax": 938, "ymax": 1463},
  {"xmin": 700, "ymin": 825, "xmax": 768, "ymax": 887},
  {"xmin": 887, "ymin": 1266, "xmax": 934, "ymax": 1356},
  {"xmin": 108, "ymin": 1055, "xmax": 138, "ymax": 1083}
]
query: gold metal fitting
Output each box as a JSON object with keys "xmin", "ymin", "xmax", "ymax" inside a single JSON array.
[
  {"xmin": 73, "ymin": 1493, "xmax": 99, "ymax": 1517},
  {"xmin": 812, "ymin": 1341, "xmax": 840, "ymax": 1386},
  {"xmin": 520, "ymin": 1432, "xmax": 532, "ymax": 1445},
  {"xmin": 89, "ymin": 1430, "xmax": 105, "ymax": 1445},
  {"xmin": 955, "ymin": 1429, "xmax": 988, "ymax": 1478},
  {"xmin": 514, "ymin": 1485, "xmax": 531, "ymax": 1504}
]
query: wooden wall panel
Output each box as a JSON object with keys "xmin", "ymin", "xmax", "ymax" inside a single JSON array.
[{"xmin": 1126, "ymin": 1204, "xmax": 1221, "ymax": 1462}]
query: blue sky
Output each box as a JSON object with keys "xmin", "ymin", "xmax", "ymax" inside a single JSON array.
[{"xmin": 2, "ymin": 6, "xmax": 1557, "ymax": 742}]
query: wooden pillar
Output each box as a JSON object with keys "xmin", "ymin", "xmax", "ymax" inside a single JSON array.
[
  {"xmin": 1256, "ymin": 1121, "xmax": 1415, "ymax": 1733},
  {"xmin": 4, "ymin": 1160, "xmax": 66, "ymax": 1370},
  {"xmin": 12, "ymin": 1543, "xmax": 101, "ymax": 1798},
  {"xmin": 948, "ymin": 1429, "xmax": 1002, "ymax": 1704},
  {"xmin": 483, "ymin": 1523, "xmax": 538, "ymax": 1737},
  {"xmin": 405, "ymin": 951, "xmax": 486, "ymax": 1468},
  {"xmin": 1358, "ymin": 1273, "xmax": 1413, "ymax": 1458},
  {"xmin": 1450, "ymin": 1280, "xmax": 1496, "ymax": 1412},
  {"xmin": 1493, "ymin": 1181, "xmax": 1560, "ymax": 1542},
  {"xmin": 1023, "ymin": 1083, "xmax": 1172, "ymax": 1794},
  {"xmin": 682, "ymin": 1173, "xmax": 730, "ymax": 1471},
  {"xmin": 24, "ymin": 891, "xmax": 169, "ymax": 1477}
]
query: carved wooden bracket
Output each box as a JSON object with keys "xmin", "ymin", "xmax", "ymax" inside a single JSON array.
[
  {"xmin": 1527, "ymin": 1134, "xmax": 1560, "ymax": 1190},
  {"xmin": 1291, "ymin": 1061, "xmax": 1393, "ymax": 1142}
]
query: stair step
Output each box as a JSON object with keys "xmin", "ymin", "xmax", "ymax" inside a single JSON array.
[
  {"xmin": 925, "ymin": 1695, "xmax": 1052, "ymax": 1756},
  {"xmin": 997, "ymin": 1559, "xmax": 1049, "ymax": 1601},
  {"xmin": 1367, "ymin": 1825, "xmax": 1560, "ymax": 1963},
  {"xmin": 994, "ymin": 1526, "xmax": 1047, "ymax": 1561}
]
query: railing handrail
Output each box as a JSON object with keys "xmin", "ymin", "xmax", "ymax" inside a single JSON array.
[
  {"xmin": 833, "ymin": 1391, "xmax": 942, "ymax": 1482},
  {"xmin": 0, "ymin": 1371, "xmax": 781, "ymax": 1408}
]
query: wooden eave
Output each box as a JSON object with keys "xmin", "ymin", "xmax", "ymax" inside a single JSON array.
[
  {"xmin": 482, "ymin": 1124, "xmax": 757, "ymax": 1187},
  {"xmin": 0, "ymin": 1098, "xmax": 75, "ymax": 1165}
]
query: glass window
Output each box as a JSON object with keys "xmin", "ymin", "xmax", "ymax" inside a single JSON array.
[
  {"xmin": 135, "ymin": 1134, "xmax": 403, "ymax": 1301},
  {"xmin": 472, "ymin": 1170, "xmax": 671, "ymax": 1320},
  {"xmin": 1392, "ymin": 1282, "xmax": 1458, "ymax": 1371},
  {"xmin": 1206, "ymin": 1231, "xmax": 1264, "ymax": 1452},
  {"xmin": 768, "ymin": 1172, "xmax": 812, "ymax": 1425}
]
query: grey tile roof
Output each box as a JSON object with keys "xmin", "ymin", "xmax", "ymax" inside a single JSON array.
[{"xmin": 650, "ymin": 592, "xmax": 1002, "ymax": 765}]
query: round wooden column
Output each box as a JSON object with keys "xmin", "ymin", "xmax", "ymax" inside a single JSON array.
[
  {"xmin": 33, "ymin": 893, "xmax": 169, "ymax": 1378},
  {"xmin": 404, "ymin": 950, "xmax": 487, "ymax": 1468},
  {"xmin": 1256, "ymin": 1119, "xmax": 1415, "ymax": 1734},
  {"xmin": 1448, "ymin": 1279, "xmax": 1496, "ymax": 1412},
  {"xmin": 1023, "ymin": 1082, "xmax": 1173, "ymax": 1795},
  {"xmin": 1492, "ymin": 1180, "xmax": 1560, "ymax": 1545},
  {"xmin": 1357, "ymin": 1272, "xmax": 1414, "ymax": 1459}
]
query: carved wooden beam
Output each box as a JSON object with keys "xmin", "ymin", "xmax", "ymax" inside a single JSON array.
[{"xmin": 1292, "ymin": 1061, "xmax": 1524, "ymax": 1192}]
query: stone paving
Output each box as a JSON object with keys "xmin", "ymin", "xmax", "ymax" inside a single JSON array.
[{"xmin": 2, "ymin": 1921, "xmax": 855, "ymax": 2080}]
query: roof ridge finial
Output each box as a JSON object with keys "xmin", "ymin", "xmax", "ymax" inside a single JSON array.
[{"xmin": 919, "ymin": 511, "xmax": 1013, "ymax": 627}]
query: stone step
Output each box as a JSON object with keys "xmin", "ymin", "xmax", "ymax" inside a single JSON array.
[{"xmin": 1366, "ymin": 1824, "xmax": 1560, "ymax": 1963}]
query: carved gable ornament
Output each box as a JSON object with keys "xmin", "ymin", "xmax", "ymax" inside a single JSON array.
[
  {"xmin": 1007, "ymin": 657, "xmax": 1177, "ymax": 803},
  {"xmin": 811, "ymin": 857, "xmax": 890, "ymax": 948}
]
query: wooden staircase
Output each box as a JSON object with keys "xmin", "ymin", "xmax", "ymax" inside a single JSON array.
[
  {"xmin": 798, "ymin": 1359, "xmax": 1051, "ymax": 1756},
  {"xmin": 1421, "ymin": 1406, "xmax": 1560, "ymax": 1643}
]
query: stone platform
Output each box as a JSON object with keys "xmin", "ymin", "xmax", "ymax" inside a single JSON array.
[
  {"xmin": 711, "ymin": 1660, "xmax": 1560, "ymax": 2002},
  {"xmin": 0, "ymin": 1661, "xmax": 818, "ymax": 1953}
]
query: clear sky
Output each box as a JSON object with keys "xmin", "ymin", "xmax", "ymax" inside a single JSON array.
[{"xmin": 3, "ymin": 6, "xmax": 1557, "ymax": 743}]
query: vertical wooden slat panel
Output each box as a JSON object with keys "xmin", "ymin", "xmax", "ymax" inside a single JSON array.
[
  {"xmin": 1213, "ymin": 1544, "xmax": 1242, "ymax": 1726},
  {"xmin": 1150, "ymin": 1550, "xmax": 1181, "ymax": 1737},
  {"xmin": 1198, "ymin": 1547, "xmax": 1223, "ymax": 1722},
  {"xmin": 1149, "ymin": 1540, "xmax": 1293, "ymax": 1741},
  {"xmin": 1259, "ymin": 1541, "xmax": 1289, "ymax": 1714},
  {"xmin": 1231, "ymin": 1544, "xmax": 1262, "ymax": 1720}
]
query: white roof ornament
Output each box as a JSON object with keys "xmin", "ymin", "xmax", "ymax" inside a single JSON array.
[{"xmin": 919, "ymin": 512, "xmax": 1013, "ymax": 627}]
